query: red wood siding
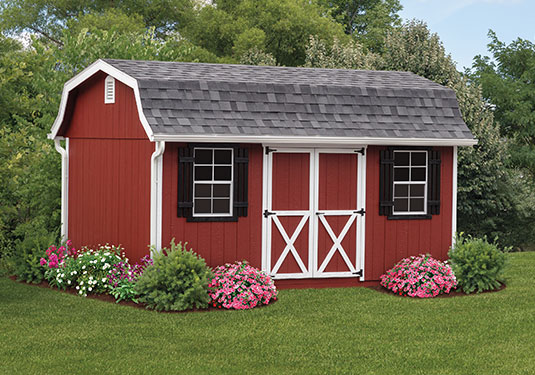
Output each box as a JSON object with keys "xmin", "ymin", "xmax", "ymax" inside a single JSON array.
[
  {"xmin": 64, "ymin": 72, "xmax": 153, "ymax": 262},
  {"xmin": 60, "ymin": 72, "xmax": 147, "ymax": 139},
  {"xmin": 364, "ymin": 146, "xmax": 453, "ymax": 281},
  {"xmin": 162, "ymin": 143, "xmax": 263, "ymax": 269}
]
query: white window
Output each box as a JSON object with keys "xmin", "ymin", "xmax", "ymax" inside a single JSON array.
[
  {"xmin": 104, "ymin": 75, "xmax": 115, "ymax": 104},
  {"xmin": 193, "ymin": 148, "xmax": 233, "ymax": 217},
  {"xmin": 393, "ymin": 150, "xmax": 427, "ymax": 215}
]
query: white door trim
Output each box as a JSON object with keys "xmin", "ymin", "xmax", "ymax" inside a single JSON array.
[{"xmin": 261, "ymin": 146, "xmax": 367, "ymax": 280}]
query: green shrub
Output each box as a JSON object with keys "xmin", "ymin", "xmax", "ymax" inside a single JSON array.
[
  {"xmin": 134, "ymin": 240, "xmax": 212, "ymax": 311},
  {"xmin": 13, "ymin": 227, "xmax": 57, "ymax": 283},
  {"xmin": 448, "ymin": 234, "xmax": 508, "ymax": 294}
]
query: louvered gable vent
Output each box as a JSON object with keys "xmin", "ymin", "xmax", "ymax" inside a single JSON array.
[{"xmin": 104, "ymin": 75, "xmax": 115, "ymax": 104}]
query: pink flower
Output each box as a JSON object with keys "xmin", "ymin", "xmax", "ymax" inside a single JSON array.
[
  {"xmin": 66, "ymin": 240, "xmax": 72, "ymax": 246},
  {"xmin": 40, "ymin": 258, "xmax": 47, "ymax": 266}
]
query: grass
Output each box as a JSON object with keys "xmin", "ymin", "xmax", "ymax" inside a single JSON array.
[{"xmin": 1, "ymin": 253, "xmax": 534, "ymax": 375}]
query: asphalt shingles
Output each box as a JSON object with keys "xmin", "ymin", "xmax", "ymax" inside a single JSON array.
[{"xmin": 103, "ymin": 59, "xmax": 474, "ymax": 140}]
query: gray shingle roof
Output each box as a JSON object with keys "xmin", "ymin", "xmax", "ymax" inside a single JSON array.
[{"xmin": 103, "ymin": 59, "xmax": 474, "ymax": 141}]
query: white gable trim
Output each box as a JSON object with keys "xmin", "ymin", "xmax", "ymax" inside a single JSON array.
[{"xmin": 48, "ymin": 59, "xmax": 154, "ymax": 141}]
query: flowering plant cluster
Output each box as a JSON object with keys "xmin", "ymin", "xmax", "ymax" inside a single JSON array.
[
  {"xmin": 44, "ymin": 244, "xmax": 124, "ymax": 297},
  {"xmin": 209, "ymin": 261, "xmax": 277, "ymax": 309},
  {"xmin": 380, "ymin": 254, "xmax": 457, "ymax": 298},
  {"xmin": 40, "ymin": 240, "xmax": 77, "ymax": 269},
  {"xmin": 106, "ymin": 256, "xmax": 153, "ymax": 302}
]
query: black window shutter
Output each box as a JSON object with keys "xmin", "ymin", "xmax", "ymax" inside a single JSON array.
[
  {"xmin": 233, "ymin": 147, "xmax": 249, "ymax": 217},
  {"xmin": 427, "ymin": 150, "xmax": 441, "ymax": 215},
  {"xmin": 379, "ymin": 149, "xmax": 394, "ymax": 216},
  {"xmin": 177, "ymin": 146, "xmax": 194, "ymax": 218}
]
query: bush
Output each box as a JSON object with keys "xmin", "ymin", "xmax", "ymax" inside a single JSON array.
[
  {"xmin": 44, "ymin": 244, "xmax": 124, "ymax": 296},
  {"xmin": 380, "ymin": 254, "xmax": 457, "ymax": 298},
  {"xmin": 134, "ymin": 240, "xmax": 212, "ymax": 311},
  {"xmin": 448, "ymin": 234, "xmax": 508, "ymax": 294},
  {"xmin": 13, "ymin": 227, "xmax": 57, "ymax": 283},
  {"xmin": 209, "ymin": 261, "xmax": 278, "ymax": 310}
]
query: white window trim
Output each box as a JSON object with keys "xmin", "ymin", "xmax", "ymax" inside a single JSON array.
[
  {"xmin": 192, "ymin": 147, "xmax": 234, "ymax": 217},
  {"xmin": 104, "ymin": 75, "xmax": 115, "ymax": 104},
  {"xmin": 392, "ymin": 150, "xmax": 428, "ymax": 215}
]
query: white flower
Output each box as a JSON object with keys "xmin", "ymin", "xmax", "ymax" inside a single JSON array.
[
  {"xmin": 80, "ymin": 281, "xmax": 84, "ymax": 285},
  {"xmin": 67, "ymin": 280, "xmax": 71, "ymax": 285},
  {"xmin": 60, "ymin": 273, "xmax": 65, "ymax": 277},
  {"xmin": 82, "ymin": 265, "xmax": 86, "ymax": 269},
  {"xmin": 88, "ymin": 287, "xmax": 92, "ymax": 291},
  {"xmin": 101, "ymin": 278, "xmax": 106, "ymax": 283},
  {"xmin": 57, "ymin": 279, "xmax": 63, "ymax": 283},
  {"xmin": 79, "ymin": 291, "xmax": 83, "ymax": 295},
  {"xmin": 76, "ymin": 286, "xmax": 80, "ymax": 290}
]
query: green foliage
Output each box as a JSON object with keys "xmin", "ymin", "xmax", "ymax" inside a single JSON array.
[
  {"xmin": 45, "ymin": 245, "xmax": 124, "ymax": 295},
  {"xmin": 448, "ymin": 234, "xmax": 508, "ymax": 294},
  {"xmin": 316, "ymin": 0, "xmax": 402, "ymax": 51},
  {"xmin": 184, "ymin": 0, "xmax": 348, "ymax": 66},
  {"xmin": 13, "ymin": 226, "xmax": 57, "ymax": 283},
  {"xmin": 135, "ymin": 241, "xmax": 212, "ymax": 311},
  {"xmin": 109, "ymin": 281, "xmax": 138, "ymax": 304},
  {"xmin": 304, "ymin": 35, "xmax": 382, "ymax": 70},
  {"xmin": 470, "ymin": 30, "xmax": 535, "ymax": 176},
  {"xmin": 0, "ymin": 0, "xmax": 195, "ymax": 42},
  {"xmin": 239, "ymin": 48, "xmax": 277, "ymax": 66}
]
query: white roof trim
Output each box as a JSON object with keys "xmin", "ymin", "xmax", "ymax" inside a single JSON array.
[
  {"xmin": 152, "ymin": 134, "xmax": 477, "ymax": 147},
  {"xmin": 48, "ymin": 59, "xmax": 154, "ymax": 141}
]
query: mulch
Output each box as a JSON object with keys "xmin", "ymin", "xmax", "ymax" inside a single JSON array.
[
  {"xmin": 7, "ymin": 275, "xmax": 275, "ymax": 313},
  {"xmin": 8, "ymin": 276, "xmax": 506, "ymax": 312}
]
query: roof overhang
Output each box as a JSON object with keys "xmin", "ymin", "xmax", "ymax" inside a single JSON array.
[
  {"xmin": 152, "ymin": 134, "xmax": 477, "ymax": 147},
  {"xmin": 48, "ymin": 59, "xmax": 154, "ymax": 140}
]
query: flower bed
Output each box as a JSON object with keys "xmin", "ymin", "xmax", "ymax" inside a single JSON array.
[
  {"xmin": 209, "ymin": 261, "xmax": 278, "ymax": 309},
  {"xmin": 38, "ymin": 240, "xmax": 277, "ymax": 311},
  {"xmin": 380, "ymin": 254, "xmax": 457, "ymax": 298}
]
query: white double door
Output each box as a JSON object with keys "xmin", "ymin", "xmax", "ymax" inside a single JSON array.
[{"xmin": 262, "ymin": 148, "xmax": 366, "ymax": 279}]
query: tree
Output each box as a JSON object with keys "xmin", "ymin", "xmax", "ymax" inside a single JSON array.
[
  {"xmin": 0, "ymin": 0, "xmax": 195, "ymax": 44},
  {"xmin": 470, "ymin": 30, "xmax": 535, "ymax": 176},
  {"xmin": 316, "ymin": 0, "xmax": 402, "ymax": 51},
  {"xmin": 183, "ymin": 0, "xmax": 348, "ymax": 66}
]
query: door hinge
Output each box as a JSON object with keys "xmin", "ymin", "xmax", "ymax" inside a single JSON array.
[
  {"xmin": 265, "ymin": 147, "xmax": 277, "ymax": 155},
  {"xmin": 354, "ymin": 208, "xmax": 365, "ymax": 215},
  {"xmin": 355, "ymin": 147, "xmax": 366, "ymax": 156},
  {"xmin": 263, "ymin": 209, "xmax": 275, "ymax": 218},
  {"xmin": 315, "ymin": 212, "xmax": 325, "ymax": 215},
  {"xmin": 353, "ymin": 269, "xmax": 363, "ymax": 277}
]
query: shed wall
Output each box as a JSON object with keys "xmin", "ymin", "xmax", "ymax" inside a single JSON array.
[
  {"xmin": 161, "ymin": 143, "xmax": 264, "ymax": 269},
  {"xmin": 364, "ymin": 146, "xmax": 453, "ymax": 281},
  {"xmin": 64, "ymin": 72, "xmax": 153, "ymax": 261}
]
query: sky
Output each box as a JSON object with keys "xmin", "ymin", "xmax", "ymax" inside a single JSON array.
[{"xmin": 399, "ymin": 0, "xmax": 535, "ymax": 71}]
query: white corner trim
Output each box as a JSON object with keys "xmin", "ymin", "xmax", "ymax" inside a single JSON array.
[
  {"xmin": 153, "ymin": 134, "xmax": 478, "ymax": 147},
  {"xmin": 54, "ymin": 138, "xmax": 69, "ymax": 240},
  {"xmin": 48, "ymin": 59, "xmax": 154, "ymax": 141},
  {"xmin": 150, "ymin": 141, "xmax": 165, "ymax": 254},
  {"xmin": 451, "ymin": 145, "xmax": 458, "ymax": 248}
]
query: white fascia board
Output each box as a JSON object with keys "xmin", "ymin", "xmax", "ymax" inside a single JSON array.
[
  {"xmin": 48, "ymin": 59, "xmax": 154, "ymax": 141},
  {"xmin": 152, "ymin": 134, "xmax": 478, "ymax": 147}
]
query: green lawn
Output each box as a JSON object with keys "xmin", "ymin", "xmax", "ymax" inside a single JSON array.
[{"xmin": 1, "ymin": 253, "xmax": 534, "ymax": 375}]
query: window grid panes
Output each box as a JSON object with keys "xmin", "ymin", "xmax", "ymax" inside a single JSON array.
[
  {"xmin": 193, "ymin": 148, "xmax": 233, "ymax": 217},
  {"xmin": 393, "ymin": 150, "xmax": 427, "ymax": 215}
]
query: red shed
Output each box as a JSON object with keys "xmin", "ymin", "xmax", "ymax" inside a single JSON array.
[{"xmin": 49, "ymin": 59, "xmax": 476, "ymax": 288}]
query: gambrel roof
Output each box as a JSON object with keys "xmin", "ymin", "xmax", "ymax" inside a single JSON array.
[{"xmin": 50, "ymin": 59, "xmax": 475, "ymax": 145}]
